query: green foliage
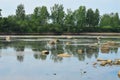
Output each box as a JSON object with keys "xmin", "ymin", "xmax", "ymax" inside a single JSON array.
[
  {"xmin": 0, "ymin": 9, "xmax": 2, "ymax": 17},
  {"xmin": 51, "ymin": 4, "xmax": 65, "ymax": 25},
  {"xmin": 16, "ymin": 4, "xmax": 25, "ymax": 20},
  {"xmin": 0, "ymin": 4, "xmax": 120, "ymax": 34}
]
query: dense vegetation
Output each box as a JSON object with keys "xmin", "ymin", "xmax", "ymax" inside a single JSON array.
[{"xmin": 0, "ymin": 4, "xmax": 120, "ymax": 34}]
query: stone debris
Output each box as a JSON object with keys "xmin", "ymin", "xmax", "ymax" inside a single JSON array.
[
  {"xmin": 66, "ymin": 36, "xmax": 72, "ymax": 39},
  {"xmin": 41, "ymin": 50, "xmax": 49, "ymax": 55},
  {"xmin": 78, "ymin": 49, "xmax": 83, "ymax": 54},
  {"xmin": 118, "ymin": 71, "xmax": 120, "ymax": 78},
  {"xmin": 95, "ymin": 58, "xmax": 120, "ymax": 66},
  {"xmin": 65, "ymin": 42, "xmax": 71, "ymax": 45},
  {"xmin": 5, "ymin": 36, "xmax": 11, "ymax": 42},
  {"xmin": 49, "ymin": 39, "xmax": 59, "ymax": 45},
  {"xmin": 57, "ymin": 53, "xmax": 72, "ymax": 57}
]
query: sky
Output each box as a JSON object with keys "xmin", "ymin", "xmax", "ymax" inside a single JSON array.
[{"xmin": 0, "ymin": 0, "xmax": 120, "ymax": 17}]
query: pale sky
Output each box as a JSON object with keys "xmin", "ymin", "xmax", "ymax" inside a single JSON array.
[{"xmin": 0, "ymin": 0, "xmax": 120, "ymax": 17}]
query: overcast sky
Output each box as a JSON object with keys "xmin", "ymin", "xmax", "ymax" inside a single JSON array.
[{"xmin": 0, "ymin": 0, "xmax": 120, "ymax": 17}]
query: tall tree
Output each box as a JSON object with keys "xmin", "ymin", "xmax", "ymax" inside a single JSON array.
[
  {"xmin": 94, "ymin": 9, "xmax": 100, "ymax": 26},
  {"xmin": 99, "ymin": 14, "xmax": 111, "ymax": 27},
  {"xmin": 32, "ymin": 6, "xmax": 49, "ymax": 24},
  {"xmin": 16, "ymin": 4, "xmax": 25, "ymax": 20},
  {"xmin": 64, "ymin": 9, "xmax": 74, "ymax": 32},
  {"xmin": 51, "ymin": 4, "xmax": 65, "ymax": 25},
  {"xmin": 32, "ymin": 6, "xmax": 49, "ymax": 32},
  {"xmin": 74, "ymin": 6, "xmax": 86, "ymax": 32},
  {"xmin": 86, "ymin": 8, "xmax": 94, "ymax": 27},
  {"xmin": 111, "ymin": 13, "xmax": 119, "ymax": 27},
  {"xmin": 0, "ymin": 9, "xmax": 2, "ymax": 17}
]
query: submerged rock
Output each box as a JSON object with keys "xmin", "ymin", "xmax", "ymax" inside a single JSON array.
[
  {"xmin": 66, "ymin": 36, "xmax": 72, "ymax": 39},
  {"xmin": 100, "ymin": 61, "xmax": 107, "ymax": 66},
  {"xmin": 97, "ymin": 36, "xmax": 101, "ymax": 40},
  {"xmin": 106, "ymin": 59, "xmax": 112, "ymax": 64},
  {"xmin": 113, "ymin": 59, "xmax": 120, "ymax": 65},
  {"xmin": 93, "ymin": 62, "xmax": 97, "ymax": 65},
  {"xmin": 107, "ymin": 41, "xmax": 116, "ymax": 46},
  {"xmin": 5, "ymin": 36, "xmax": 11, "ymax": 42},
  {"xmin": 78, "ymin": 49, "xmax": 83, "ymax": 54},
  {"xmin": 49, "ymin": 39, "xmax": 59, "ymax": 45},
  {"xmin": 101, "ymin": 43, "xmax": 110, "ymax": 53},
  {"xmin": 66, "ymin": 42, "xmax": 71, "ymax": 45},
  {"xmin": 97, "ymin": 58, "xmax": 106, "ymax": 61},
  {"xmin": 118, "ymin": 71, "xmax": 120, "ymax": 78},
  {"xmin": 57, "ymin": 53, "xmax": 72, "ymax": 57},
  {"xmin": 41, "ymin": 50, "xmax": 49, "ymax": 55}
]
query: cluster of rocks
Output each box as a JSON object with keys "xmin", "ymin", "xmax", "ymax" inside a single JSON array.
[
  {"xmin": 93, "ymin": 58, "xmax": 120, "ymax": 78},
  {"xmin": 93, "ymin": 58, "xmax": 120, "ymax": 66},
  {"xmin": 101, "ymin": 41, "xmax": 118, "ymax": 53}
]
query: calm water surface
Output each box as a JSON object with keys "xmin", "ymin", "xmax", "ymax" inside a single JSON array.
[{"xmin": 0, "ymin": 36, "xmax": 120, "ymax": 80}]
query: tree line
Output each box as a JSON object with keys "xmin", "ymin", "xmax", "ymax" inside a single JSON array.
[{"xmin": 0, "ymin": 4, "xmax": 120, "ymax": 34}]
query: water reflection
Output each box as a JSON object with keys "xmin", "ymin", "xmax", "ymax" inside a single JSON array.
[{"xmin": 0, "ymin": 39, "xmax": 119, "ymax": 62}]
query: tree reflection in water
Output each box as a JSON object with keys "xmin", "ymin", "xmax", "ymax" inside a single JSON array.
[{"xmin": 0, "ymin": 38, "xmax": 119, "ymax": 62}]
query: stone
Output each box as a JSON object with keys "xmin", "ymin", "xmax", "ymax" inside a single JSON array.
[
  {"xmin": 97, "ymin": 58, "xmax": 105, "ymax": 61},
  {"xmin": 97, "ymin": 36, "xmax": 101, "ymax": 40},
  {"xmin": 118, "ymin": 71, "xmax": 120, "ymax": 78},
  {"xmin": 66, "ymin": 42, "xmax": 71, "ymax": 45},
  {"xmin": 41, "ymin": 50, "xmax": 49, "ymax": 55},
  {"xmin": 93, "ymin": 62, "xmax": 97, "ymax": 65},
  {"xmin": 66, "ymin": 36, "xmax": 72, "ymax": 39},
  {"xmin": 5, "ymin": 36, "xmax": 11, "ymax": 41},
  {"xmin": 100, "ymin": 61, "xmax": 107, "ymax": 66},
  {"xmin": 78, "ymin": 49, "xmax": 83, "ymax": 54},
  {"xmin": 49, "ymin": 39, "xmax": 59, "ymax": 45},
  {"xmin": 57, "ymin": 53, "xmax": 72, "ymax": 57},
  {"xmin": 107, "ymin": 41, "xmax": 116, "ymax": 46},
  {"xmin": 106, "ymin": 59, "xmax": 112, "ymax": 64},
  {"xmin": 101, "ymin": 43, "xmax": 110, "ymax": 53}
]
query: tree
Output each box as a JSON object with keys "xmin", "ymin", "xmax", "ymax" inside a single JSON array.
[
  {"xmin": 100, "ymin": 14, "xmax": 111, "ymax": 27},
  {"xmin": 94, "ymin": 9, "xmax": 100, "ymax": 26},
  {"xmin": 0, "ymin": 9, "xmax": 2, "ymax": 17},
  {"xmin": 64, "ymin": 9, "xmax": 74, "ymax": 32},
  {"xmin": 74, "ymin": 6, "xmax": 86, "ymax": 32},
  {"xmin": 111, "ymin": 13, "xmax": 119, "ymax": 27},
  {"xmin": 86, "ymin": 8, "xmax": 94, "ymax": 27},
  {"xmin": 32, "ymin": 6, "xmax": 49, "ymax": 32},
  {"xmin": 16, "ymin": 4, "xmax": 25, "ymax": 20},
  {"xmin": 51, "ymin": 4, "xmax": 65, "ymax": 25}
]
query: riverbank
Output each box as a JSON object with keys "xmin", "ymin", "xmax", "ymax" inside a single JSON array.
[{"xmin": 0, "ymin": 33, "xmax": 120, "ymax": 36}]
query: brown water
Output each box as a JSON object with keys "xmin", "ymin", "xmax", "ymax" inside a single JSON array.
[{"xmin": 0, "ymin": 36, "xmax": 120, "ymax": 80}]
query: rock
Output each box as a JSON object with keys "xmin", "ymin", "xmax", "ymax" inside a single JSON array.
[
  {"xmin": 101, "ymin": 43, "xmax": 110, "ymax": 53},
  {"xmin": 53, "ymin": 73, "xmax": 56, "ymax": 75},
  {"xmin": 106, "ymin": 59, "xmax": 112, "ymax": 64},
  {"xmin": 114, "ymin": 59, "xmax": 120, "ymax": 65},
  {"xmin": 57, "ymin": 53, "xmax": 72, "ymax": 57},
  {"xmin": 78, "ymin": 49, "xmax": 83, "ymax": 54},
  {"xmin": 97, "ymin": 58, "xmax": 105, "ymax": 61},
  {"xmin": 5, "ymin": 36, "xmax": 11, "ymax": 41},
  {"xmin": 93, "ymin": 62, "xmax": 97, "ymax": 65},
  {"xmin": 66, "ymin": 36, "xmax": 72, "ymax": 39},
  {"xmin": 97, "ymin": 36, "xmax": 101, "ymax": 40},
  {"xmin": 49, "ymin": 39, "xmax": 59, "ymax": 45},
  {"xmin": 41, "ymin": 50, "xmax": 49, "ymax": 55},
  {"xmin": 66, "ymin": 42, "xmax": 71, "ymax": 45},
  {"xmin": 100, "ymin": 61, "xmax": 107, "ymax": 66},
  {"xmin": 118, "ymin": 71, "xmax": 120, "ymax": 78},
  {"xmin": 83, "ymin": 71, "xmax": 86, "ymax": 73},
  {"xmin": 107, "ymin": 41, "xmax": 116, "ymax": 46}
]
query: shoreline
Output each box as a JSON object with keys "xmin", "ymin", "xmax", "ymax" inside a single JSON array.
[{"xmin": 0, "ymin": 33, "xmax": 120, "ymax": 36}]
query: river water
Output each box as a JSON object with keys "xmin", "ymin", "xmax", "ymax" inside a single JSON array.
[{"xmin": 0, "ymin": 36, "xmax": 120, "ymax": 80}]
